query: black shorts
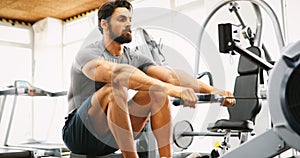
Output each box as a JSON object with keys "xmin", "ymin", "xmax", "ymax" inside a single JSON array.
[{"xmin": 62, "ymin": 96, "xmax": 119, "ymax": 156}]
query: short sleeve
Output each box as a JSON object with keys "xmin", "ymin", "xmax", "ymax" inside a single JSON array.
[
  {"xmin": 128, "ymin": 49, "xmax": 156, "ymax": 72},
  {"xmin": 74, "ymin": 42, "xmax": 103, "ymax": 71}
]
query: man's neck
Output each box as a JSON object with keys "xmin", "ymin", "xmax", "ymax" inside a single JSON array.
[{"xmin": 104, "ymin": 38, "xmax": 123, "ymax": 56}]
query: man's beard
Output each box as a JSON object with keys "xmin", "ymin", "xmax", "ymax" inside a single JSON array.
[{"xmin": 109, "ymin": 25, "xmax": 132, "ymax": 44}]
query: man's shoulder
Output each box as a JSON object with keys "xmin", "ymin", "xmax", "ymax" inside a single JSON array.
[
  {"xmin": 76, "ymin": 40, "xmax": 105, "ymax": 57},
  {"xmin": 83, "ymin": 40, "xmax": 104, "ymax": 51},
  {"xmin": 73, "ymin": 39, "xmax": 105, "ymax": 68}
]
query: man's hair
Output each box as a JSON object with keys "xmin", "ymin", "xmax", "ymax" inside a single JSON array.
[{"xmin": 98, "ymin": 0, "xmax": 132, "ymax": 34}]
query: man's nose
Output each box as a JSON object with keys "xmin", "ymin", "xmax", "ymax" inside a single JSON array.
[{"xmin": 125, "ymin": 19, "xmax": 131, "ymax": 27}]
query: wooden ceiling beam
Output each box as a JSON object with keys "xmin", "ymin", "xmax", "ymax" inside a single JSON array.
[{"xmin": 0, "ymin": 0, "xmax": 107, "ymax": 23}]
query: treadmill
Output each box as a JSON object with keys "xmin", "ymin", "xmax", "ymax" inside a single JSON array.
[{"xmin": 0, "ymin": 80, "xmax": 67, "ymax": 158}]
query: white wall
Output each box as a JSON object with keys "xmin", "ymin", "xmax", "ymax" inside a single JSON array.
[{"xmin": 31, "ymin": 17, "xmax": 67, "ymax": 143}]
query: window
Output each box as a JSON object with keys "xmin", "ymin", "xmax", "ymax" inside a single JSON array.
[
  {"xmin": 0, "ymin": 23, "xmax": 33, "ymax": 144},
  {"xmin": 63, "ymin": 17, "xmax": 95, "ymax": 44},
  {"xmin": 0, "ymin": 25, "xmax": 31, "ymax": 44},
  {"xmin": 0, "ymin": 46, "xmax": 32, "ymax": 144}
]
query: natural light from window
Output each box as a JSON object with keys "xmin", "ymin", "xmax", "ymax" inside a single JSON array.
[{"xmin": 0, "ymin": 25, "xmax": 31, "ymax": 44}]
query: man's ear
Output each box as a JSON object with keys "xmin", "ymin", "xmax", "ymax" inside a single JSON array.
[{"xmin": 101, "ymin": 19, "xmax": 108, "ymax": 30}]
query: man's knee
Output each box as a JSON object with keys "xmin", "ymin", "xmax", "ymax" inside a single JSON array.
[
  {"xmin": 149, "ymin": 91, "xmax": 169, "ymax": 104},
  {"xmin": 91, "ymin": 84, "xmax": 129, "ymax": 114},
  {"xmin": 109, "ymin": 86, "xmax": 128, "ymax": 106},
  {"xmin": 132, "ymin": 91, "xmax": 168, "ymax": 106},
  {"xmin": 145, "ymin": 91, "xmax": 170, "ymax": 115}
]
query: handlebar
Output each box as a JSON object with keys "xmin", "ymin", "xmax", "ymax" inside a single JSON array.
[
  {"xmin": 172, "ymin": 94, "xmax": 225, "ymax": 106},
  {"xmin": 0, "ymin": 80, "xmax": 67, "ymax": 97}
]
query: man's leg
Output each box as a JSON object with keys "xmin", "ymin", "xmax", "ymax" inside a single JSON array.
[
  {"xmin": 88, "ymin": 84, "xmax": 139, "ymax": 158},
  {"xmin": 88, "ymin": 84, "xmax": 172, "ymax": 157},
  {"xmin": 129, "ymin": 91, "xmax": 172, "ymax": 158}
]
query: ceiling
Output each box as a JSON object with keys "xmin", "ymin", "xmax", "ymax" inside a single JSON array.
[{"xmin": 0, "ymin": 0, "xmax": 108, "ymax": 24}]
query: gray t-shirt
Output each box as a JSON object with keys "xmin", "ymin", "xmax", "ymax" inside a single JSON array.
[{"xmin": 68, "ymin": 40, "xmax": 156, "ymax": 111}]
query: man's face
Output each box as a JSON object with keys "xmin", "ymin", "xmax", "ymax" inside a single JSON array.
[{"xmin": 108, "ymin": 7, "xmax": 132, "ymax": 44}]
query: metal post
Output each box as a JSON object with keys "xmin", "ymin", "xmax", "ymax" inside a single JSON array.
[
  {"xmin": 4, "ymin": 95, "xmax": 18, "ymax": 146},
  {"xmin": 0, "ymin": 96, "xmax": 7, "ymax": 126}
]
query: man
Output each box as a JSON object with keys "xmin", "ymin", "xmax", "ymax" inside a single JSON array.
[{"xmin": 62, "ymin": 0, "xmax": 235, "ymax": 158}]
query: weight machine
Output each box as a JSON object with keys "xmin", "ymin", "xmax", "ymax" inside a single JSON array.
[
  {"xmin": 220, "ymin": 28, "xmax": 300, "ymax": 158},
  {"xmin": 172, "ymin": 0, "xmax": 300, "ymax": 157}
]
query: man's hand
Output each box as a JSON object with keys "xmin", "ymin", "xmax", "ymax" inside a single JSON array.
[
  {"xmin": 211, "ymin": 88, "xmax": 235, "ymax": 107},
  {"xmin": 221, "ymin": 91, "xmax": 235, "ymax": 107},
  {"xmin": 180, "ymin": 87, "xmax": 198, "ymax": 108}
]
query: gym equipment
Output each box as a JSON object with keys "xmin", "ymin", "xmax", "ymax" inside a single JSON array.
[
  {"xmin": 173, "ymin": 16, "xmax": 266, "ymax": 153},
  {"xmin": 173, "ymin": 39, "xmax": 300, "ymax": 157},
  {"xmin": 173, "ymin": 120, "xmax": 240, "ymax": 157},
  {"xmin": 220, "ymin": 39, "xmax": 300, "ymax": 158},
  {"xmin": 0, "ymin": 148, "xmax": 32, "ymax": 158},
  {"xmin": 125, "ymin": 27, "xmax": 166, "ymax": 66},
  {"xmin": 196, "ymin": 0, "xmax": 285, "ymax": 76},
  {"xmin": 198, "ymin": 0, "xmax": 300, "ymax": 155},
  {"xmin": 227, "ymin": 2, "xmax": 272, "ymax": 63},
  {"xmin": 218, "ymin": 23, "xmax": 273, "ymax": 71},
  {"xmin": 0, "ymin": 80, "xmax": 67, "ymax": 157},
  {"xmin": 174, "ymin": 0, "xmax": 300, "ymax": 156},
  {"xmin": 173, "ymin": 45, "xmax": 264, "ymax": 156},
  {"xmin": 172, "ymin": 93, "xmax": 266, "ymax": 106}
]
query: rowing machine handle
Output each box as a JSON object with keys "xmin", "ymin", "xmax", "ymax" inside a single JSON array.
[{"xmin": 172, "ymin": 94, "xmax": 214, "ymax": 106}]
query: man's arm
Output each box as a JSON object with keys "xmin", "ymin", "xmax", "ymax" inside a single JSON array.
[
  {"xmin": 82, "ymin": 57, "xmax": 198, "ymax": 106},
  {"xmin": 145, "ymin": 65, "xmax": 212, "ymax": 93},
  {"xmin": 146, "ymin": 65, "xmax": 235, "ymax": 106}
]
